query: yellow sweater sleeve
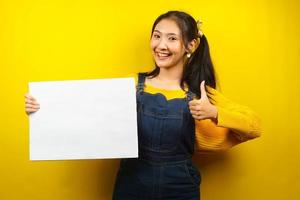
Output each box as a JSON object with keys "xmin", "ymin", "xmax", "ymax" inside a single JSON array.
[
  {"xmin": 194, "ymin": 119, "xmax": 242, "ymax": 153},
  {"xmin": 194, "ymin": 86, "xmax": 262, "ymax": 153},
  {"xmin": 207, "ymin": 86, "xmax": 262, "ymax": 139}
]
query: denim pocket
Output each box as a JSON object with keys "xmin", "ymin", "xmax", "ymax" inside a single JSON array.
[{"xmin": 138, "ymin": 104, "xmax": 183, "ymax": 152}]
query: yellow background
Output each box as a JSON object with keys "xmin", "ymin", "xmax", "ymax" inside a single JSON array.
[{"xmin": 1, "ymin": 0, "xmax": 299, "ymax": 199}]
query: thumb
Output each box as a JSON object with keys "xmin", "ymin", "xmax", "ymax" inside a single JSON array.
[{"xmin": 200, "ymin": 80, "xmax": 208, "ymax": 99}]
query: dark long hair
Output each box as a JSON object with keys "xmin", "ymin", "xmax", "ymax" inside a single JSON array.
[{"xmin": 147, "ymin": 11, "xmax": 217, "ymax": 98}]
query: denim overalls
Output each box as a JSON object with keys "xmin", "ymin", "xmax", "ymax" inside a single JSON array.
[{"xmin": 112, "ymin": 73, "xmax": 201, "ymax": 200}]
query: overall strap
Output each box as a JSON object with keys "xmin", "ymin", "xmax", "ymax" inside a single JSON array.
[
  {"xmin": 186, "ymin": 90, "xmax": 196, "ymax": 101},
  {"xmin": 136, "ymin": 72, "xmax": 147, "ymax": 93}
]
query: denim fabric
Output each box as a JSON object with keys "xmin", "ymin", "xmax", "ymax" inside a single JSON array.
[{"xmin": 112, "ymin": 73, "xmax": 201, "ymax": 200}]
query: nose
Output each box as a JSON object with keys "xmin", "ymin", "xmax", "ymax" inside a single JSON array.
[{"xmin": 157, "ymin": 37, "xmax": 168, "ymax": 50}]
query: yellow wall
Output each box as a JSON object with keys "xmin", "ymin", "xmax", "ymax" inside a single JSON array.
[{"xmin": 1, "ymin": 0, "xmax": 299, "ymax": 199}]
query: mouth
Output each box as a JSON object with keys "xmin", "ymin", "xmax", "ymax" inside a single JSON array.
[{"xmin": 155, "ymin": 52, "xmax": 172, "ymax": 60}]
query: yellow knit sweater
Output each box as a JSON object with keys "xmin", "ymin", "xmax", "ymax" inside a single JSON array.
[{"xmin": 131, "ymin": 74, "xmax": 262, "ymax": 153}]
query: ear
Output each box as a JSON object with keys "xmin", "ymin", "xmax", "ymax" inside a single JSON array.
[{"xmin": 186, "ymin": 38, "xmax": 198, "ymax": 53}]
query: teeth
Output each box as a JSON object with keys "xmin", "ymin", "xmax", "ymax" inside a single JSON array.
[{"xmin": 158, "ymin": 53, "xmax": 170, "ymax": 57}]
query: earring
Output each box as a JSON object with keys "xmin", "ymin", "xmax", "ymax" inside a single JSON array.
[{"xmin": 187, "ymin": 53, "xmax": 191, "ymax": 58}]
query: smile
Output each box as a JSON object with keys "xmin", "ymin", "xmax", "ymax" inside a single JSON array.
[{"xmin": 155, "ymin": 52, "xmax": 172, "ymax": 59}]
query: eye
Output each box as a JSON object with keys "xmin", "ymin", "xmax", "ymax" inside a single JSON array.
[
  {"xmin": 169, "ymin": 37, "xmax": 177, "ymax": 41},
  {"xmin": 153, "ymin": 34, "xmax": 160, "ymax": 39}
]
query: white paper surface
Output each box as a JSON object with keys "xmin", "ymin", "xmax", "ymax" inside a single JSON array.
[{"xmin": 29, "ymin": 77, "xmax": 138, "ymax": 161}]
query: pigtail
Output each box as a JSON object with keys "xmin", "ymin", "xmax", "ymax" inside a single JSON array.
[{"xmin": 182, "ymin": 34, "xmax": 216, "ymax": 98}]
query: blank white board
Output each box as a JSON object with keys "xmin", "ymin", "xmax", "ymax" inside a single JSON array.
[{"xmin": 29, "ymin": 77, "xmax": 138, "ymax": 160}]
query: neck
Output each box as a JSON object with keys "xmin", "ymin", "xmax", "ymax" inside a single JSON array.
[{"xmin": 157, "ymin": 64, "xmax": 183, "ymax": 84}]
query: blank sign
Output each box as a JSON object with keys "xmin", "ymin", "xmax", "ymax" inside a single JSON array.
[{"xmin": 29, "ymin": 77, "xmax": 138, "ymax": 161}]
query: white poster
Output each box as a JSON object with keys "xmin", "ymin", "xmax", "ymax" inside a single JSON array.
[{"xmin": 29, "ymin": 77, "xmax": 138, "ymax": 161}]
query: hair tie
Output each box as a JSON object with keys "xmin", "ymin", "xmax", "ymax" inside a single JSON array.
[{"xmin": 196, "ymin": 20, "xmax": 204, "ymax": 37}]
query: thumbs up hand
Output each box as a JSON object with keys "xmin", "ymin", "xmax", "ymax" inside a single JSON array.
[{"xmin": 188, "ymin": 81, "xmax": 218, "ymax": 121}]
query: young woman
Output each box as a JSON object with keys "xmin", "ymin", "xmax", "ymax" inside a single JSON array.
[{"xmin": 25, "ymin": 10, "xmax": 261, "ymax": 200}]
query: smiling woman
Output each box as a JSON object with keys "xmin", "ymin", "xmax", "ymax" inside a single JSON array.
[
  {"xmin": 111, "ymin": 10, "xmax": 261, "ymax": 200},
  {"xmin": 24, "ymin": 10, "xmax": 261, "ymax": 200}
]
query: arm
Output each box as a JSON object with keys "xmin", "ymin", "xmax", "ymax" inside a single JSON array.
[
  {"xmin": 194, "ymin": 119, "xmax": 242, "ymax": 153},
  {"xmin": 194, "ymin": 86, "xmax": 262, "ymax": 153},
  {"xmin": 206, "ymin": 86, "xmax": 262, "ymax": 140}
]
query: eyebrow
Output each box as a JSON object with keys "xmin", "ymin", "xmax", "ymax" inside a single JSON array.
[{"xmin": 153, "ymin": 30, "xmax": 179, "ymax": 36}]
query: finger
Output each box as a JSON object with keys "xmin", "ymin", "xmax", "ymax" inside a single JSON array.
[
  {"xmin": 25, "ymin": 101, "xmax": 40, "ymax": 107},
  {"xmin": 25, "ymin": 93, "xmax": 32, "ymax": 99},
  {"xmin": 192, "ymin": 113, "xmax": 198, "ymax": 118},
  {"xmin": 25, "ymin": 104, "xmax": 38, "ymax": 109},
  {"xmin": 189, "ymin": 105, "xmax": 202, "ymax": 112},
  {"xmin": 25, "ymin": 108, "xmax": 38, "ymax": 113},
  {"xmin": 191, "ymin": 107, "xmax": 204, "ymax": 115},
  {"xmin": 25, "ymin": 98, "xmax": 34, "ymax": 103},
  {"xmin": 25, "ymin": 103, "xmax": 32, "ymax": 108},
  {"xmin": 25, "ymin": 99, "xmax": 39, "ymax": 106},
  {"xmin": 192, "ymin": 114, "xmax": 204, "ymax": 120},
  {"xmin": 25, "ymin": 96, "xmax": 39, "ymax": 103},
  {"xmin": 25, "ymin": 98, "xmax": 32, "ymax": 104},
  {"xmin": 188, "ymin": 100, "xmax": 196, "ymax": 106},
  {"xmin": 200, "ymin": 80, "xmax": 208, "ymax": 100},
  {"xmin": 190, "ymin": 110, "xmax": 199, "ymax": 115},
  {"xmin": 192, "ymin": 114, "xmax": 206, "ymax": 120},
  {"xmin": 192, "ymin": 114, "xmax": 198, "ymax": 119},
  {"xmin": 26, "ymin": 103, "xmax": 40, "ymax": 109},
  {"xmin": 188, "ymin": 99, "xmax": 201, "ymax": 106},
  {"xmin": 25, "ymin": 93, "xmax": 36, "ymax": 101}
]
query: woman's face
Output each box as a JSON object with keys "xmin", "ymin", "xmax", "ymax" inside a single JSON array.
[{"xmin": 150, "ymin": 19, "xmax": 187, "ymax": 70}]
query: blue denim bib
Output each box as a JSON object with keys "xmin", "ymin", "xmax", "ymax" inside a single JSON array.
[
  {"xmin": 113, "ymin": 73, "xmax": 201, "ymax": 200},
  {"xmin": 136, "ymin": 72, "xmax": 195, "ymax": 161}
]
